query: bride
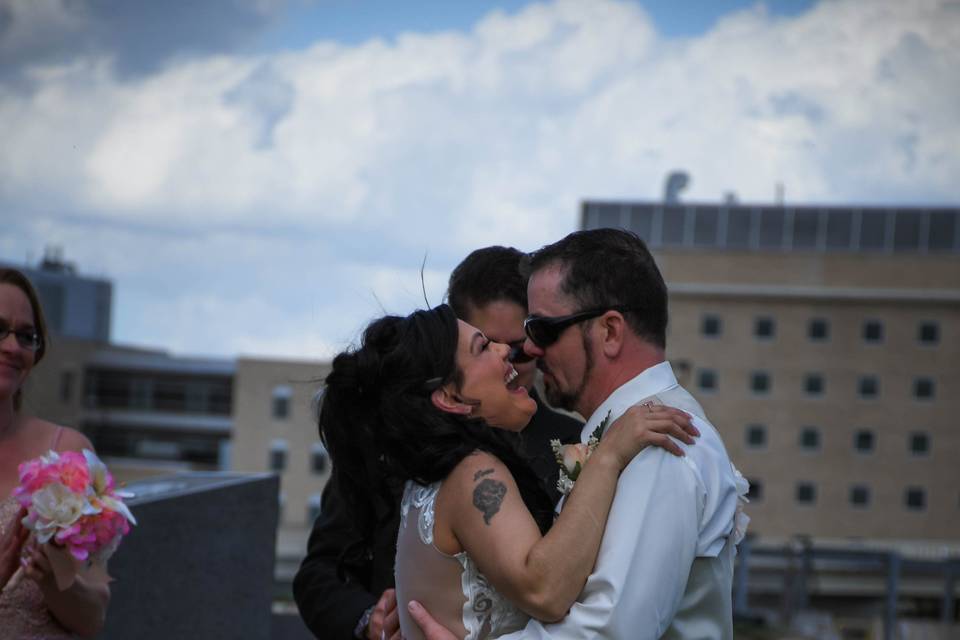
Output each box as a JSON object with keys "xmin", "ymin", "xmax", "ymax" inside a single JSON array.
[{"xmin": 319, "ymin": 305, "xmax": 696, "ymax": 640}]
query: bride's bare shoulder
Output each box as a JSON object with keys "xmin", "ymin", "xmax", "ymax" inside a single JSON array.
[{"xmin": 447, "ymin": 450, "xmax": 510, "ymax": 488}]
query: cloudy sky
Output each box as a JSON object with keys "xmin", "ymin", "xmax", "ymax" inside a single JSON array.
[{"xmin": 1, "ymin": 0, "xmax": 957, "ymax": 360}]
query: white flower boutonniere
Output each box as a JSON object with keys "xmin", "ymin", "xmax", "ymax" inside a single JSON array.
[{"xmin": 550, "ymin": 410, "xmax": 611, "ymax": 497}]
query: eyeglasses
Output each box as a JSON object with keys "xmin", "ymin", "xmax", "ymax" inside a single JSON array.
[
  {"xmin": 523, "ymin": 306, "xmax": 638, "ymax": 348},
  {"xmin": 0, "ymin": 321, "xmax": 42, "ymax": 352}
]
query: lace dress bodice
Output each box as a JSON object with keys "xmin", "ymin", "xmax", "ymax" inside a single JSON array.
[
  {"xmin": 395, "ymin": 481, "xmax": 529, "ymax": 640},
  {"xmin": 0, "ymin": 495, "xmax": 74, "ymax": 639}
]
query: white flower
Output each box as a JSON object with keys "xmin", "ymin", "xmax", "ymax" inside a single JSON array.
[
  {"xmin": 84, "ymin": 449, "xmax": 110, "ymax": 496},
  {"xmin": 560, "ymin": 443, "xmax": 590, "ymax": 480},
  {"xmin": 29, "ymin": 483, "xmax": 98, "ymax": 544},
  {"xmin": 556, "ymin": 475, "xmax": 575, "ymax": 497}
]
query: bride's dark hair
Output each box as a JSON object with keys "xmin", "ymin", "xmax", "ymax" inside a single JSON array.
[{"xmin": 320, "ymin": 304, "xmax": 554, "ymax": 574}]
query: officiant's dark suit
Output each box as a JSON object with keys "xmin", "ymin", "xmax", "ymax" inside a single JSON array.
[{"xmin": 293, "ymin": 246, "xmax": 581, "ymax": 639}]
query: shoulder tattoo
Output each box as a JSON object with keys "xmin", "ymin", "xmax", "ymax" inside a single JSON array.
[
  {"xmin": 473, "ymin": 468, "xmax": 495, "ymax": 481},
  {"xmin": 473, "ymin": 477, "xmax": 507, "ymax": 525}
]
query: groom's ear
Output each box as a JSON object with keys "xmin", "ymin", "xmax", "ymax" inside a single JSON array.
[
  {"xmin": 431, "ymin": 386, "xmax": 473, "ymax": 416},
  {"xmin": 598, "ymin": 310, "xmax": 626, "ymax": 358}
]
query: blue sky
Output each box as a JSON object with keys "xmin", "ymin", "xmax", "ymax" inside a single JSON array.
[
  {"xmin": 1, "ymin": 0, "xmax": 956, "ymax": 359},
  {"xmin": 258, "ymin": 0, "xmax": 815, "ymax": 50}
]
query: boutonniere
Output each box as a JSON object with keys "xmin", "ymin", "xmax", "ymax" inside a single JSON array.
[{"xmin": 550, "ymin": 410, "xmax": 611, "ymax": 497}]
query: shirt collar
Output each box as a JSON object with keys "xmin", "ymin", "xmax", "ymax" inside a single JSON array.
[{"xmin": 580, "ymin": 361, "xmax": 679, "ymax": 442}]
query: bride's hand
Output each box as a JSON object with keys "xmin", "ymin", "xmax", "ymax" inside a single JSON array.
[{"xmin": 597, "ymin": 404, "xmax": 699, "ymax": 471}]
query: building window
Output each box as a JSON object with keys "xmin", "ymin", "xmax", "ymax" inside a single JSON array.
[
  {"xmin": 918, "ymin": 321, "xmax": 939, "ymax": 345},
  {"xmin": 854, "ymin": 430, "xmax": 875, "ymax": 453},
  {"xmin": 905, "ymin": 487, "xmax": 926, "ymax": 511},
  {"xmin": 59, "ymin": 371, "xmax": 74, "ymax": 403},
  {"xmin": 796, "ymin": 482, "xmax": 817, "ymax": 505},
  {"xmin": 858, "ymin": 375, "xmax": 879, "ymax": 399},
  {"xmin": 803, "ymin": 373, "xmax": 824, "ymax": 396},
  {"xmin": 307, "ymin": 494, "xmax": 323, "ymax": 524},
  {"xmin": 311, "ymin": 443, "xmax": 328, "ymax": 474},
  {"xmin": 131, "ymin": 378, "xmax": 153, "ymax": 410},
  {"xmin": 860, "ymin": 210, "xmax": 888, "ymax": 250},
  {"xmin": 745, "ymin": 424, "xmax": 767, "ymax": 449},
  {"xmin": 750, "ymin": 371, "xmax": 771, "ymax": 395},
  {"xmin": 913, "ymin": 377, "xmax": 935, "ymax": 400},
  {"xmin": 826, "ymin": 209, "xmax": 853, "ymax": 248},
  {"xmin": 746, "ymin": 478, "xmax": 763, "ymax": 501},
  {"xmin": 909, "ymin": 432, "xmax": 930, "ymax": 456},
  {"xmin": 808, "ymin": 318, "xmax": 829, "ymax": 341},
  {"xmin": 272, "ymin": 385, "xmax": 292, "ymax": 419},
  {"xmin": 754, "ymin": 316, "xmax": 775, "ymax": 340},
  {"xmin": 759, "ymin": 208, "xmax": 784, "ymax": 248},
  {"xmin": 697, "ymin": 369, "xmax": 717, "ymax": 392},
  {"xmin": 701, "ymin": 314, "xmax": 722, "ymax": 338},
  {"xmin": 799, "ymin": 427, "xmax": 821, "ymax": 451},
  {"xmin": 792, "ymin": 209, "xmax": 819, "ymax": 249},
  {"xmin": 850, "ymin": 485, "xmax": 871, "ymax": 508},
  {"xmin": 269, "ymin": 439, "xmax": 288, "ymax": 472},
  {"xmin": 862, "ymin": 320, "xmax": 884, "ymax": 344}
]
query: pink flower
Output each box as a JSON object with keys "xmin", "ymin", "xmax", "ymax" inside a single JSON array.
[{"xmin": 54, "ymin": 452, "xmax": 91, "ymax": 493}]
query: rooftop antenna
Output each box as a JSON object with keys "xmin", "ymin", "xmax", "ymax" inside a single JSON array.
[
  {"xmin": 664, "ymin": 171, "xmax": 690, "ymax": 205},
  {"xmin": 775, "ymin": 182, "xmax": 785, "ymax": 206}
]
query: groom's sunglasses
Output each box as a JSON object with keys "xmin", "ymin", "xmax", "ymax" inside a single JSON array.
[{"xmin": 523, "ymin": 306, "xmax": 639, "ymax": 349}]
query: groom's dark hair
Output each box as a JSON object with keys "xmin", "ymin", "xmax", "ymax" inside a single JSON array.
[
  {"xmin": 526, "ymin": 228, "xmax": 668, "ymax": 348},
  {"xmin": 447, "ymin": 246, "xmax": 528, "ymax": 319}
]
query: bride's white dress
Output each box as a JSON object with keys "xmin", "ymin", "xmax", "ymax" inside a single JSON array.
[{"xmin": 394, "ymin": 480, "xmax": 529, "ymax": 640}]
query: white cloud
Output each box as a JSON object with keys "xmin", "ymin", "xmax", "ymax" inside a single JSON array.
[{"xmin": 1, "ymin": 0, "xmax": 957, "ymax": 357}]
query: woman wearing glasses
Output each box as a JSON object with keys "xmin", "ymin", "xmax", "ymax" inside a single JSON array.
[
  {"xmin": 0, "ymin": 268, "xmax": 111, "ymax": 638},
  {"xmin": 320, "ymin": 304, "xmax": 694, "ymax": 640}
]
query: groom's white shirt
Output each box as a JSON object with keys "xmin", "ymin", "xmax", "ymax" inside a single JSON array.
[{"xmin": 499, "ymin": 361, "xmax": 740, "ymax": 639}]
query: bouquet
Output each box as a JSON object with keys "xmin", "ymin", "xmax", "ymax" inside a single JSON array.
[
  {"xmin": 3, "ymin": 449, "xmax": 136, "ymax": 592},
  {"xmin": 550, "ymin": 411, "xmax": 610, "ymax": 497}
]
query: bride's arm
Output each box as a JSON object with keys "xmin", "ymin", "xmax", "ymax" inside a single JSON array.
[{"xmin": 441, "ymin": 406, "xmax": 695, "ymax": 622}]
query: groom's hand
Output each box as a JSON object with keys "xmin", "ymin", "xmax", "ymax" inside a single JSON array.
[
  {"xmin": 407, "ymin": 600, "xmax": 457, "ymax": 640},
  {"xmin": 367, "ymin": 588, "xmax": 400, "ymax": 640}
]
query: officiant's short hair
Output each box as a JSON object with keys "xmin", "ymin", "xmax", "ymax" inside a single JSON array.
[
  {"xmin": 527, "ymin": 229, "xmax": 668, "ymax": 349},
  {"xmin": 447, "ymin": 246, "xmax": 528, "ymax": 318}
]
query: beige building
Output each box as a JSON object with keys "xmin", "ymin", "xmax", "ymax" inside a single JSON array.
[
  {"xmin": 230, "ymin": 357, "xmax": 331, "ymax": 571},
  {"xmin": 583, "ymin": 202, "xmax": 960, "ymax": 544},
  {"xmin": 23, "ymin": 335, "xmax": 237, "ymax": 483}
]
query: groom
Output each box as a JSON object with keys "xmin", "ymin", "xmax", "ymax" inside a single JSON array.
[{"xmin": 410, "ymin": 228, "xmax": 744, "ymax": 639}]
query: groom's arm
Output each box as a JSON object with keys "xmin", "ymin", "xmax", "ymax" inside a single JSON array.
[{"xmin": 497, "ymin": 446, "xmax": 702, "ymax": 639}]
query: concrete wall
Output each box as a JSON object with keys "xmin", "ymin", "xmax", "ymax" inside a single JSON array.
[{"xmin": 98, "ymin": 472, "xmax": 279, "ymax": 640}]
